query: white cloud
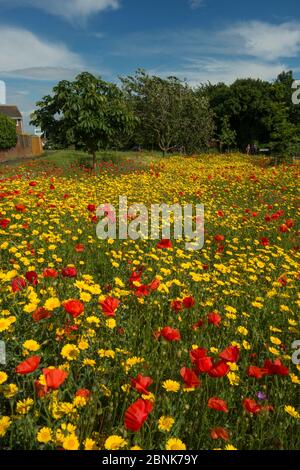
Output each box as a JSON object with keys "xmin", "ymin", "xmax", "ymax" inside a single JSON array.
[
  {"xmin": 158, "ymin": 58, "xmax": 288, "ymax": 86},
  {"xmin": 0, "ymin": 26, "xmax": 84, "ymax": 79},
  {"xmin": 223, "ymin": 21, "xmax": 300, "ymax": 61},
  {"xmin": 189, "ymin": 0, "xmax": 204, "ymax": 9},
  {"xmin": 0, "ymin": 0, "xmax": 120, "ymax": 21}
]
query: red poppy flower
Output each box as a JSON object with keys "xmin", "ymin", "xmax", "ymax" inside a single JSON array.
[
  {"xmin": 148, "ymin": 278, "xmax": 160, "ymax": 291},
  {"xmin": 16, "ymin": 356, "xmax": 41, "ymax": 375},
  {"xmin": 32, "ymin": 307, "xmax": 52, "ymax": 322},
  {"xmin": 76, "ymin": 389, "xmax": 91, "ymax": 399},
  {"xmin": 207, "ymin": 312, "xmax": 222, "ymax": 326},
  {"xmin": 87, "ymin": 204, "xmax": 96, "ymax": 212},
  {"xmin": 134, "ymin": 285, "xmax": 150, "ymax": 297},
  {"xmin": 219, "ymin": 345, "xmax": 240, "ymax": 363},
  {"xmin": 25, "ymin": 271, "xmax": 38, "ymax": 286},
  {"xmin": 131, "ymin": 374, "xmax": 153, "ymax": 395},
  {"xmin": 43, "ymin": 268, "xmax": 58, "ymax": 278},
  {"xmin": 217, "ymin": 210, "xmax": 224, "ymax": 217},
  {"xmin": 210, "ymin": 427, "xmax": 230, "ymax": 441},
  {"xmin": 208, "ymin": 360, "xmax": 230, "ymax": 378},
  {"xmin": 208, "ymin": 397, "xmax": 229, "ymax": 413},
  {"xmin": 265, "ymin": 214, "xmax": 271, "ymax": 222},
  {"xmin": 247, "ymin": 365, "xmax": 267, "ymax": 379},
  {"xmin": 194, "ymin": 356, "xmax": 214, "ymax": 374},
  {"xmin": 183, "ymin": 296, "xmax": 195, "ymax": 309},
  {"xmin": 278, "ymin": 275, "xmax": 287, "ymax": 287},
  {"xmin": 260, "ymin": 237, "xmax": 270, "ymax": 247},
  {"xmin": 43, "ymin": 368, "xmax": 68, "ymax": 390},
  {"xmin": 75, "ymin": 244, "xmax": 85, "ymax": 253},
  {"xmin": 34, "ymin": 380, "xmax": 47, "ymax": 398},
  {"xmin": 214, "ymin": 234, "xmax": 225, "ymax": 243},
  {"xmin": 264, "ymin": 359, "xmax": 289, "ymax": 376},
  {"xmin": 11, "ymin": 277, "xmax": 27, "ymax": 293},
  {"xmin": 61, "ymin": 266, "xmax": 77, "ymax": 278},
  {"xmin": 15, "ymin": 204, "xmax": 26, "ymax": 212},
  {"xmin": 192, "ymin": 319, "xmax": 204, "ymax": 330},
  {"xmin": 160, "ymin": 326, "xmax": 181, "ymax": 341},
  {"xmin": 190, "ymin": 347, "xmax": 208, "ymax": 364},
  {"xmin": 99, "ymin": 297, "xmax": 120, "ymax": 317},
  {"xmin": 243, "ymin": 398, "xmax": 262, "ymax": 414},
  {"xmin": 129, "ymin": 270, "xmax": 143, "ymax": 286},
  {"xmin": 156, "ymin": 239, "xmax": 173, "ymax": 249},
  {"xmin": 64, "ymin": 299, "xmax": 84, "ymax": 318},
  {"xmin": 0, "ymin": 218, "xmax": 10, "ymax": 228},
  {"xmin": 180, "ymin": 367, "xmax": 201, "ymax": 388},
  {"xmin": 171, "ymin": 300, "xmax": 183, "ymax": 312},
  {"xmin": 29, "ymin": 181, "xmax": 37, "ymax": 187},
  {"xmin": 124, "ymin": 399, "xmax": 153, "ymax": 432},
  {"xmin": 279, "ymin": 224, "xmax": 289, "ymax": 233},
  {"xmin": 286, "ymin": 219, "xmax": 295, "ymax": 228}
]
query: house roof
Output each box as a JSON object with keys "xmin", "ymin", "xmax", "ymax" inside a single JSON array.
[{"xmin": 0, "ymin": 105, "xmax": 22, "ymax": 119}]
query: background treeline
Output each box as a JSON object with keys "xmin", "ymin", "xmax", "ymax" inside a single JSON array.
[{"xmin": 30, "ymin": 69, "xmax": 300, "ymax": 159}]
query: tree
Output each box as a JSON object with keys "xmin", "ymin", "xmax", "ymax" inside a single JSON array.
[
  {"xmin": 121, "ymin": 70, "xmax": 214, "ymax": 155},
  {"xmin": 31, "ymin": 72, "xmax": 137, "ymax": 167},
  {"xmin": 0, "ymin": 114, "xmax": 17, "ymax": 150},
  {"xmin": 219, "ymin": 116, "xmax": 236, "ymax": 152}
]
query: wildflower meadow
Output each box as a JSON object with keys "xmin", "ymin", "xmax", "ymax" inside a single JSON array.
[{"xmin": 0, "ymin": 153, "xmax": 299, "ymax": 451}]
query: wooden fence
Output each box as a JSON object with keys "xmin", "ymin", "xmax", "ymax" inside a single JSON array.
[{"xmin": 0, "ymin": 134, "xmax": 43, "ymax": 163}]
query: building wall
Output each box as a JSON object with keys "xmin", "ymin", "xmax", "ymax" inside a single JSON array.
[{"xmin": 0, "ymin": 134, "xmax": 43, "ymax": 162}]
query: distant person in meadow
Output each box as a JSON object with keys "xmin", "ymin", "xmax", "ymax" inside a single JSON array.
[{"xmin": 246, "ymin": 144, "xmax": 251, "ymax": 155}]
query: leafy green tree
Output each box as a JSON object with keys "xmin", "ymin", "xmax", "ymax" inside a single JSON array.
[
  {"xmin": 0, "ymin": 114, "xmax": 17, "ymax": 150},
  {"xmin": 31, "ymin": 72, "xmax": 137, "ymax": 166},
  {"xmin": 219, "ymin": 116, "xmax": 236, "ymax": 152},
  {"xmin": 121, "ymin": 70, "xmax": 214, "ymax": 155}
]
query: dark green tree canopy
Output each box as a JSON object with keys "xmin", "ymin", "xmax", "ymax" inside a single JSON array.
[
  {"xmin": 0, "ymin": 114, "xmax": 17, "ymax": 151},
  {"xmin": 30, "ymin": 72, "xmax": 137, "ymax": 165},
  {"xmin": 121, "ymin": 70, "xmax": 214, "ymax": 154}
]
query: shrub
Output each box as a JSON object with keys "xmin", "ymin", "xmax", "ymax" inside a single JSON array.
[{"xmin": 0, "ymin": 113, "xmax": 17, "ymax": 150}]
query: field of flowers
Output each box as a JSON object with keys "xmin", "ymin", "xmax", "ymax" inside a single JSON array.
[{"xmin": 0, "ymin": 153, "xmax": 299, "ymax": 450}]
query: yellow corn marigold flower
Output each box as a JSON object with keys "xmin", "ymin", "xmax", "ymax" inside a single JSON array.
[
  {"xmin": 0, "ymin": 371, "xmax": 8, "ymax": 385},
  {"xmin": 37, "ymin": 427, "xmax": 52, "ymax": 444},
  {"xmin": 270, "ymin": 336, "xmax": 281, "ymax": 345},
  {"xmin": 166, "ymin": 438, "xmax": 186, "ymax": 450},
  {"xmin": 131, "ymin": 445, "xmax": 142, "ymax": 450},
  {"xmin": 280, "ymin": 305, "xmax": 289, "ymax": 312},
  {"xmin": 84, "ymin": 438, "xmax": 97, "ymax": 450},
  {"xmin": 158, "ymin": 416, "xmax": 175, "ymax": 432},
  {"xmin": 225, "ymin": 444, "xmax": 238, "ymax": 450},
  {"xmin": 23, "ymin": 340, "xmax": 40, "ymax": 352},
  {"xmin": 162, "ymin": 380, "xmax": 180, "ymax": 392},
  {"xmin": 106, "ymin": 318, "xmax": 116, "ymax": 329},
  {"xmin": 16, "ymin": 398, "xmax": 34, "ymax": 414},
  {"xmin": 44, "ymin": 297, "xmax": 60, "ymax": 311},
  {"xmin": 290, "ymin": 374, "xmax": 300, "ymax": 385},
  {"xmin": 104, "ymin": 435, "xmax": 127, "ymax": 450},
  {"xmin": 0, "ymin": 416, "xmax": 11, "ymax": 437},
  {"xmin": 62, "ymin": 433, "xmax": 79, "ymax": 450},
  {"xmin": 98, "ymin": 349, "xmax": 115, "ymax": 359},
  {"xmin": 236, "ymin": 326, "xmax": 248, "ymax": 336},
  {"xmin": 285, "ymin": 405, "xmax": 300, "ymax": 419},
  {"xmin": 78, "ymin": 340, "xmax": 89, "ymax": 350},
  {"xmin": 61, "ymin": 344, "xmax": 80, "ymax": 361},
  {"xmin": 2, "ymin": 383, "xmax": 18, "ymax": 398},
  {"xmin": 86, "ymin": 316, "xmax": 100, "ymax": 326}
]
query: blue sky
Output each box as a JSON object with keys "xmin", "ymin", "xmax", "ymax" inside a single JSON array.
[{"xmin": 0, "ymin": 0, "xmax": 300, "ymax": 130}]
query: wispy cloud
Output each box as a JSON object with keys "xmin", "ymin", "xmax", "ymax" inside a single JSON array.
[
  {"xmin": 0, "ymin": 0, "xmax": 120, "ymax": 21},
  {"xmin": 111, "ymin": 21, "xmax": 300, "ymax": 84},
  {"xmin": 188, "ymin": 0, "xmax": 204, "ymax": 9},
  {"xmin": 0, "ymin": 26, "xmax": 84, "ymax": 80}
]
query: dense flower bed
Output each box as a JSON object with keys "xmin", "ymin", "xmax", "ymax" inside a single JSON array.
[{"xmin": 0, "ymin": 154, "xmax": 299, "ymax": 450}]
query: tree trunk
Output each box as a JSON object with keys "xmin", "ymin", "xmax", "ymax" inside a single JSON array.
[{"xmin": 92, "ymin": 151, "xmax": 96, "ymax": 169}]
